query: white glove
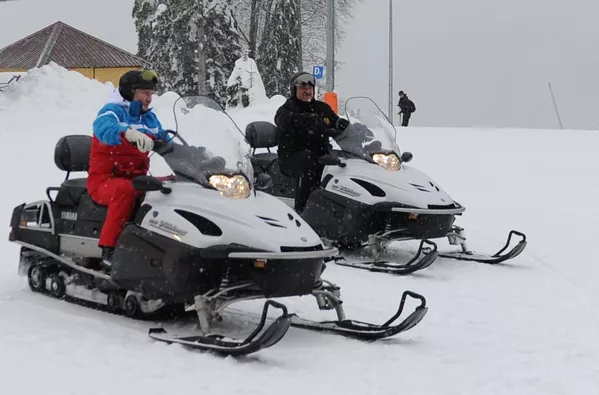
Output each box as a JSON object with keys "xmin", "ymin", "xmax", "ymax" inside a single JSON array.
[{"xmin": 124, "ymin": 128, "xmax": 154, "ymax": 153}]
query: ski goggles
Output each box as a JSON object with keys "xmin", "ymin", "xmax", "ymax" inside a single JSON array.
[
  {"xmin": 293, "ymin": 73, "xmax": 315, "ymax": 87},
  {"xmin": 140, "ymin": 69, "xmax": 159, "ymax": 83}
]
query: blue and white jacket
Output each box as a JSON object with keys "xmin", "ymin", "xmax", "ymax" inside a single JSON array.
[{"xmin": 92, "ymin": 89, "xmax": 166, "ymax": 145}]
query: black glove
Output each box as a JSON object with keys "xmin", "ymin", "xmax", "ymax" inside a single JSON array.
[{"xmin": 336, "ymin": 118, "xmax": 349, "ymax": 130}]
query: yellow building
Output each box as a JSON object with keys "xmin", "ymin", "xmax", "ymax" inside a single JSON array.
[{"xmin": 0, "ymin": 21, "xmax": 150, "ymax": 86}]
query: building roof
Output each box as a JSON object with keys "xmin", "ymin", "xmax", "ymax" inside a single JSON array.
[{"xmin": 0, "ymin": 21, "xmax": 149, "ymax": 69}]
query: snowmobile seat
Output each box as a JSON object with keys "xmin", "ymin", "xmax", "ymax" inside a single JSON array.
[
  {"xmin": 52, "ymin": 135, "xmax": 100, "ymax": 207},
  {"xmin": 55, "ymin": 178, "xmax": 89, "ymax": 207},
  {"xmin": 245, "ymin": 121, "xmax": 279, "ymax": 172}
]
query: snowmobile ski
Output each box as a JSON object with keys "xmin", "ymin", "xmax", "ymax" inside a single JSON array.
[
  {"xmin": 430, "ymin": 229, "xmax": 527, "ymax": 264},
  {"xmin": 332, "ymin": 239, "xmax": 438, "ymax": 275},
  {"xmin": 289, "ymin": 290, "xmax": 428, "ymax": 340},
  {"xmin": 148, "ymin": 300, "xmax": 292, "ymax": 356}
]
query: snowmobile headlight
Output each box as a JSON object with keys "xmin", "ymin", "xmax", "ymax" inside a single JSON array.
[
  {"xmin": 209, "ymin": 174, "xmax": 251, "ymax": 199},
  {"xmin": 372, "ymin": 153, "xmax": 401, "ymax": 171}
]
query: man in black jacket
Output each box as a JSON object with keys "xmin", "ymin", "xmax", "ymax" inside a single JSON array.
[
  {"xmin": 398, "ymin": 90, "xmax": 416, "ymax": 126},
  {"xmin": 274, "ymin": 71, "xmax": 349, "ymax": 213}
]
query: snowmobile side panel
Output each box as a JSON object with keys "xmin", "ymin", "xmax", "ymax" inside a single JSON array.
[
  {"xmin": 301, "ymin": 189, "xmax": 457, "ymax": 246},
  {"xmin": 110, "ymin": 224, "xmax": 224, "ymax": 302},
  {"xmin": 301, "ymin": 188, "xmax": 382, "ymax": 246},
  {"xmin": 58, "ymin": 234, "xmax": 102, "ymax": 259},
  {"xmin": 14, "ymin": 240, "xmax": 111, "ymax": 280},
  {"xmin": 54, "ymin": 192, "xmax": 107, "ymax": 239},
  {"xmin": 11, "ymin": 229, "xmax": 60, "ymax": 255},
  {"xmin": 111, "ymin": 224, "xmax": 331, "ymax": 301}
]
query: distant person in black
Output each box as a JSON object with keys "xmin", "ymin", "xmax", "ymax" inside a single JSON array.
[
  {"xmin": 397, "ymin": 90, "xmax": 416, "ymax": 126},
  {"xmin": 274, "ymin": 72, "xmax": 349, "ymax": 213}
]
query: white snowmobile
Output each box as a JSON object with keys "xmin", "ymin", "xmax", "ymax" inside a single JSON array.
[
  {"xmin": 7, "ymin": 95, "xmax": 428, "ymax": 356},
  {"xmin": 245, "ymin": 96, "xmax": 527, "ymax": 275}
]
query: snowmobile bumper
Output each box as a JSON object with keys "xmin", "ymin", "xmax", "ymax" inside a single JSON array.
[
  {"xmin": 227, "ymin": 246, "xmax": 339, "ymax": 259},
  {"xmin": 390, "ymin": 205, "xmax": 466, "ymax": 215},
  {"xmin": 225, "ymin": 247, "xmax": 339, "ymax": 298}
]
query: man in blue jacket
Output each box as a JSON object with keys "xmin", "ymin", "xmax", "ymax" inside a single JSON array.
[{"xmin": 88, "ymin": 69, "xmax": 167, "ymax": 268}]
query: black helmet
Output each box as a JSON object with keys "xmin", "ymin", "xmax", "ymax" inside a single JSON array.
[
  {"xmin": 118, "ymin": 69, "xmax": 159, "ymax": 101},
  {"xmin": 289, "ymin": 71, "xmax": 315, "ymax": 97}
]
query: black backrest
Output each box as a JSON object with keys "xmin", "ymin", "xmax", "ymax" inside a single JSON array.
[
  {"xmin": 245, "ymin": 121, "xmax": 279, "ymax": 149},
  {"xmin": 54, "ymin": 135, "xmax": 92, "ymax": 173}
]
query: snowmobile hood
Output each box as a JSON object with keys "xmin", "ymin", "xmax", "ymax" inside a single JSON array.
[
  {"xmin": 140, "ymin": 183, "xmax": 325, "ymax": 252},
  {"xmin": 323, "ymin": 159, "xmax": 460, "ymax": 210}
]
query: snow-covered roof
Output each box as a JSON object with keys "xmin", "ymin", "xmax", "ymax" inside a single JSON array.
[{"xmin": 0, "ymin": 21, "xmax": 150, "ymax": 69}]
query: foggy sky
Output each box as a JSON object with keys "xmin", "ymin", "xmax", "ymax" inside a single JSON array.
[{"xmin": 1, "ymin": 0, "xmax": 597, "ymax": 129}]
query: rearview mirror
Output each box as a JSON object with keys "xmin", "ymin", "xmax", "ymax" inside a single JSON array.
[
  {"xmin": 254, "ymin": 173, "xmax": 273, "ymax": 190},
  {"xmin": 132, "ymin": 176, "xmax": 171, "ymax": 194},
  {"xmin": 401, "ymin": 152, "xmax": 413, "ymax": 163},
  {"xmin": 319, "ymin": 154, "xmax": 345, "ymax": 167}
]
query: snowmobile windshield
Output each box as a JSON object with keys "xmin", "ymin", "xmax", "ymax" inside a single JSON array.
[
  {"xmin": 334, "ymin": 96, "xmax": 401, "ymax": 163},
  {"xmin": 158, "ymin": 95, "xmax": 254, "ymax": 198}
]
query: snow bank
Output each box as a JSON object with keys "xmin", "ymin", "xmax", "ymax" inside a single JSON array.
[
  {"xmin": 226, "ymin": 54, "xmax": 269, "ymax": 108},
  {"xmin": 0, "ymin": 62, "xmax": 115, "ymax": 113}
]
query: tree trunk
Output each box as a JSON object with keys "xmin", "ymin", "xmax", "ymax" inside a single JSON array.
[
  {"xmin": 197, "ymin": 0, "xmax": 207, "ymax": 95},
  {"xmin": 249, "ymin": 0, "xmax": 261, "ymax": 58},
  {"xmin": 262, "ymin": 0, "xmax": 276, "ymax": 40},
  {"xmin": 296, "ymin": 0, "xmax": 303, "ymax": 71},
  {"xmin": 197, "ymin": 29, "xmax": 207, "ymax": 95}
]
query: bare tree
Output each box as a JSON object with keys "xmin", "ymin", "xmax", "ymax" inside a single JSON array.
[
  {"xmin": 232, "ymin": 0, "xmax": 362, "ymax": 74},
  {"xmin": 300, "ymin": 0, "xmax": 363, "ymax": 72}
]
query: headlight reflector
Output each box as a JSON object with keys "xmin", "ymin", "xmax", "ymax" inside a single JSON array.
[
  {"xmin": 372, "ymin": 153, "xmax": 401, "ymax": 171},
  {"xmin": 209, "ymin": 174, "xmax": 251, "ymax": 199}
]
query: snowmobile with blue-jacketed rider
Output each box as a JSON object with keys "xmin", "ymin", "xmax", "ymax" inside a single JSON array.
[
  {"xmin": 245, "ymin": 96, "xmax": 527, "ymax": 275},
  {"xmin": 7, "ymin": 95, "xmax": 429, "ymax": 356}
]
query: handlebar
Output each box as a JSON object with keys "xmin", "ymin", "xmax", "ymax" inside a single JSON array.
[{"xmin": 129, "ymin": 139, "xmax": 169, "ymax": 153}]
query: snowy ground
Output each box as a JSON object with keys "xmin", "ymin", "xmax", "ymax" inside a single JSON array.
[{"xmin": 0, "ymin": 64, "xmax": 597, "ymax": 395}]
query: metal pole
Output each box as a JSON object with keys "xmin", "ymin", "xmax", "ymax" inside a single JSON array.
[
  {"xmin": 326, "ymin": 0, "xmax": 335, "ymax": 92},
  {"xmin": 388, "ymin": 0, "xmax": 393, "ymax": 122},
  {"xmin": 548, "ymin": 82, "xmax": 563, "ymax": 129}
]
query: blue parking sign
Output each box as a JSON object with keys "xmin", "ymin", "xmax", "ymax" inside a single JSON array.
[{"xmin": 312, "ymin": 65, "xmax": 324, "ymax": 79}]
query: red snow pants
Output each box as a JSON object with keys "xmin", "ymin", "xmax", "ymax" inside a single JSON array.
[{"xmin": 89, "ymin": 177, "xmax": 143, "ymax": 248}]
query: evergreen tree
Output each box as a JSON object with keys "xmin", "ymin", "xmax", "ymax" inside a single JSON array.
[
  {"xmin": 132, "ymin": 0, "xmax": 243, "ymax": 106},
  {"xmin": 258, "ymin": 0, "xmax": 302, "ymax": 97},
  {"xmin": 132, "ymin": 0, "xmax": 158, "ymax": 60},
  {"xmin": 203, "ymin": 0, "xmax": 244, "ymax": 106}
]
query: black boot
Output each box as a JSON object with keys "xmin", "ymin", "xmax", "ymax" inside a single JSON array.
[{"xmin": 100, "ymin": 246, "xmax": 115, "ymax": 271}]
